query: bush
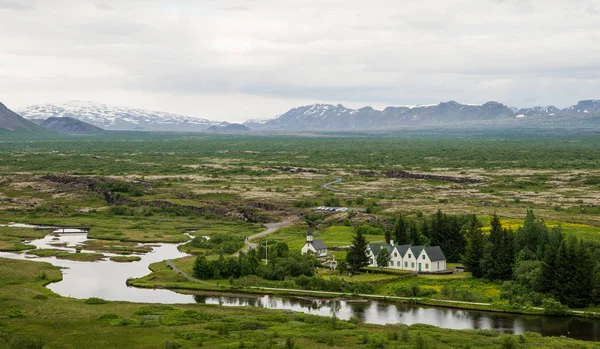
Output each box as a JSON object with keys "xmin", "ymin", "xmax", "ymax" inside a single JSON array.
[
  {"xmin": 85, "ymin": 297, "xmax": 109, "ymax": 305},
  {"xmin": 164, "ymin": 341, "xmax": 183, "ymax": 349},
  {"xmin": 542, "ymin": 298, "xmax": 569, "ymax": 316},
  {"xmin": 9, "ymin": 336, "xmax": 44, "ymax": 349}
]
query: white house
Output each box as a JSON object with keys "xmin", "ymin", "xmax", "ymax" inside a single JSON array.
[
  {"xmin": 366, "ymin": 241, "xmax": 446, "ymax": 272},
  {"xmin": 300, "ymin": 227, "xmax": 328, "ymax": 257}
]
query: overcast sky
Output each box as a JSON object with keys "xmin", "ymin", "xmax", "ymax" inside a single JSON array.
[{"xmin": 1, "ymin": 0, "xmax": 599, "ymax": 122}]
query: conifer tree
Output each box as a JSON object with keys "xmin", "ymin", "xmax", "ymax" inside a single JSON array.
[
  {"xmin": 463, "ymin": 215, "xmax": 485, "ymax": 278},
  {"xmin": 346, "ymin": 230, "xmax": 370, "ymax": 274},
  {"xmin": 393, "ymin": 215, "xmax": 410, "ymax": 245}
]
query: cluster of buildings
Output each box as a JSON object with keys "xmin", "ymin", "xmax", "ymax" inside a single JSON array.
[{"xmin": 300, "ymin": 228, "xmax": 446, "ymax": 272}]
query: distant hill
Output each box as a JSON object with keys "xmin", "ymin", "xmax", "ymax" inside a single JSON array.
[
  {"xmin": 32, "ymin": 117, "xmax": 104, "ymax": 134},
  {"xmin": 205, "ymin": 123, "xmax": 251, "ymax": 133},
  {"xmin": 0, "ymin": 102, "xmax": 49, "ymax": 133},
  {"xmin": 18, "ymin": 101, "xmax": 228, "ymax": 132},
  {"xmin": 245, "ymin": 100, "xmax": 600, "ymax": 132}
]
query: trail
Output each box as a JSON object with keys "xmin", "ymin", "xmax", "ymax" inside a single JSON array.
[{"xmin": 321, "ymin": 178, "xmax": 343, "ymax": 191}]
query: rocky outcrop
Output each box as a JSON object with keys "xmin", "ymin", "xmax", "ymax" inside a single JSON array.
[{"xmin": 384, "ymin": 170, "xmax": 483, "ymax": 184}]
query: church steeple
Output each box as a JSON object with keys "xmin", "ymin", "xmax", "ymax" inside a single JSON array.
[{"xmin": 306, "ymin": 227, "xmax": 313, "ymax": 242}]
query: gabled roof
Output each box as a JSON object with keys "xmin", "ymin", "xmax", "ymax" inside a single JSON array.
[
  {"xmin": 311, "ymin": 239, "xmax": 327, "ymax": 250},
  {"xmin": 410, "ymin": 245, "xmax": 425, "ymax": 258},
  {"xmin": 369, "ymin": 243, "xmax": 394, "ymax": 255},
  {"xmin": 425, "ymin": 246, "xmax": 446, "ymax": 261},
  {"xmin": 396, "ymin": 244, "xmax": 411, "ymax": 258}
]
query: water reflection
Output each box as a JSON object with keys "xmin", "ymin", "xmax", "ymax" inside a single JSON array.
[
  {"xmin": 191, "ymin": 294, "xmax": 600, "ymax": 341},
  {"xmin": 0, "ymin": 231, "xmax": 599, "ymax": 341}
]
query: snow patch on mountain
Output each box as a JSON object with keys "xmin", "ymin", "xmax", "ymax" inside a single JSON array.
[{"xmin": 18, "ymin": 101, "xmax": 227, "ymax": 132}]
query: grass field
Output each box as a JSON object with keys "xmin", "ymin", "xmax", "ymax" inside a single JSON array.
[{"xmin": 2, "ymin": 258, "xmax": 599, "ymax": 349}]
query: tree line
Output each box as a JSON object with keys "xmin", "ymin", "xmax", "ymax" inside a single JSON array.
[
  {"xmin": 193, "ymin": 243, "xmax": 319, "ymax": 281},
  {"xmin": 345, "ymin": 209, "xmax": 600, "ymax": 309},
  {"xmin": 464, "ymin": 210, "xmax": 600, "ymax": 308}
]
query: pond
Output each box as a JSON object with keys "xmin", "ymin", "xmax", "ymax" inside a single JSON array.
[{"xmin": 0, "ymin": 229, "xmax": 599, "ymax": 341}]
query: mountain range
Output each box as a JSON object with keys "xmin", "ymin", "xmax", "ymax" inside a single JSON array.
[
  {"xmin": 18, "ymin": 101, "xmax": 228, "ymax": 132},
  {"xmin": 245, "ymin": 100, "xmax": 600, "ymax": 131},
  {"xmin": 6, "ymin": 99, "xmax": 600, "ymax": 134}
]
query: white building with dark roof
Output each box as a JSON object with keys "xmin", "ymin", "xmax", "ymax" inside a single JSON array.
[
  {"xmin": 300, "ymin": 227, "xmax": 328, "ymax": 257},
  {"xmin": 366, "ymin": 240, "xmax": 446, "ymax": 272}
]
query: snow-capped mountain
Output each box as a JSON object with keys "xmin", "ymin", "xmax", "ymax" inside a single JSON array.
[
  {"xmin": 18, "ymin": 101, "xmax": 228, "ymax": 132},
  {"xmin": 564, "ymin": 100, "xmax": 600, "ymax": 114},
  {"xmin": 249, "ymin": 101, "xmax": 516, "ymax": 131}
]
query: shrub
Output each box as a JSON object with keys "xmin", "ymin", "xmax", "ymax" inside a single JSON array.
[
  {"xmin": 9, "ymin": 336, "xmax": 44, "ymax": 349},
  {"xmin": 164, "ymin": 341, "xmax": 182, "ymax": 349},
  {"xmin": 542, "ymin": 298, "xmax": 569, "ymax": 316},
  {"xmin": 85, "ymin": 297, "xmax": 109, "ymax": 305},
  {"xmin": 32, "ymin": 294, "xmax": 48, "ymax": 300}
]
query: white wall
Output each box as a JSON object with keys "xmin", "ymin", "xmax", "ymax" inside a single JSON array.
[
  {"xmin": 301, "ymin": 243, "xmax": 316, "ymax": 255},
  {"xmin": 416, "ymin": 249, "xmax": 432, "ymax": 272}
]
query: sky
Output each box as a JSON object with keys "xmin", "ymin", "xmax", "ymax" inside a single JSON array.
[{"xmin": 1, "ymin": 0, "xmax": 599, "ymax": 122}]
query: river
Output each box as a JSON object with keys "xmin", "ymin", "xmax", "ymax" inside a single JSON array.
[{"xmin": 0, "ymin": 229, "xmax": 599, "ymax": 341}]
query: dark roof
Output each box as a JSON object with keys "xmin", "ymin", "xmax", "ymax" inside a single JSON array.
[
  {"xmin": 396, "ymin": 244, "xmax": 411, "ymax": 258},
  {"xmin": 425, "ymin": 246, "xmax": 446, "ymax": 261},
  {"xmin": 411, "ymin": 245, "xmax": 425, "ymax": 258},
  {"xmin": 311, "ymin": 239, "xmax": 327, "ymax": 250},
  {"xmin": 369, "ymin": 243, "xmax": 394, "ymax": 255}
]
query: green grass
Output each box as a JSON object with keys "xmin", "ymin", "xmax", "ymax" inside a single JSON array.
[
  {"xmin": 480, "ymin": 216, "xmax": 600, "ymax": 243},
  {"xmin": 109, "ymin": 256, "xmax": 142, "ymax": 263},
  {"xmin": 26, "ymin": 249, "xmax": 105, "ymax": 262},
  {"xmin": 2, "ymin": 258, "xmax": 599, "ymax": 349},
  {"xmin": 268, "ymin": 224, "xmax": 384, "ymax": 251}
]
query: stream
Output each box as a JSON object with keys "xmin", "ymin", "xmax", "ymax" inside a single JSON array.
[{"xmin": 0, "ymin": 227, "xmax": 599, "ymax": 341}]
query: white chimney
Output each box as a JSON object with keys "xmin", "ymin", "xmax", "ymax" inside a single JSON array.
[{"xmin": 390, "ymin": 240, "xmax": 395, "ymax": 246}]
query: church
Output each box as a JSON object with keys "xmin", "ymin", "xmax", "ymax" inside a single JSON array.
[{"xmin": 300, "ymin": 227, "xmax": 328, "ymax": 257}]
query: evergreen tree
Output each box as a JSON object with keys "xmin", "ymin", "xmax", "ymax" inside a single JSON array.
[
  {"xmin": 346, "ymin": 230, "xmax": 370, "ymax": 274},
  {"xmin": 393, "ymin": 215, "xmax": 410, "ymax": 245},
  {"xmin": 515, "ymin": 209, "xmax": 549, "ymax": 259},
  {"xmin": 462, "ymin": 215, "xmax": 485, "ymax": 278},
  {"xmin": 408, "ymin": 220, "xmax": 427, "ymax": 245},
  {"xmin": 482, "ymin": 215, "xmax": 513, "ymax": 280},
  {"xmin": 375, "ymin": 247, "xmax": 391, "ymax": 269}
]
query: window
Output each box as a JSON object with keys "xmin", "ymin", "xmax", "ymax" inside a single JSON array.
[
  {"xmin": 408, "ymin": 254, "xmax": 411, "ymax": 258},
  {"xmin": 389, "ymin": 261, "xmax": 393, "ymax": 266},
  {"xmin": 422, "ymin": 255, "xmax": 426, "ymax": 260},
  {"xmin": 425, "ymin": 264, "xmax": 429, "ymax": 269},
  {"xmin": 394, "ymin": 253, "xmax": 397, "ymax": 257},
  {"xmin": 397, "ymin": 261, "xmax": 400, "ymax": 266},
  {"xmin": 437, "ymin": 262, "xmax": 439, "ymax": 268},
  {"xmin": 411, "ymin": 262, "xmax": 414, "ymax": 268},
  {"xmin": 404, "ymin": 262, "xmax": 408, "ymax": 267}
]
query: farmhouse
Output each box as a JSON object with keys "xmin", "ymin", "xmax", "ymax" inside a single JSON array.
[
  {"xmin": 300, "ymin": 227, "xmax": 328, "ymax": 257},
  {"xmin": 366, "ymin": 241, "xmax": 447, "ymax": 272}
]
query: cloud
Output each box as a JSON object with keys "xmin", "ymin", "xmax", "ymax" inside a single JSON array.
[{"xmin": 0, "ymin": 0, "xmax": 599, "ymax": 122}]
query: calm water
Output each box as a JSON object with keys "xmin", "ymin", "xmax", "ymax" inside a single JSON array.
[{"xmin": 1, "ymin": 229, "xmax": 599, "ymax": 341}]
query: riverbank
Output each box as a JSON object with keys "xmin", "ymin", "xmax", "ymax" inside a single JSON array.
[
  {"xmin": 2, "ymin": 258, "xmax": 598, "ymax": 349},
  {"xmin": 130, "ymin": 258, "xmax": 600, "ymax": 320}
]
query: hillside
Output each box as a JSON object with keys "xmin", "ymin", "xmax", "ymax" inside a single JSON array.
[
  {"xmin": 33, "ymin": 117, "xmax": 104, "ymax": 134},
  {"xmin": 0, "ymin": 102, "xmax": 49, "ymax": 133},
  {"xmin": 205, "ymin": 123, "xmax": 251, "ymax": 133}
]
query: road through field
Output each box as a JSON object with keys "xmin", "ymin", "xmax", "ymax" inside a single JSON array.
[{"xmin": 321, "ymin": 178, "xmax": 343, "ymax": 191}]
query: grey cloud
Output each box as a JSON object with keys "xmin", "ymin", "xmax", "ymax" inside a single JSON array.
[
  {"xmin": 1, "ymin": 0, "xmax": 600, "ymax": 120},
  {"xmin": 0, "ymin": 0, "xmax": 34, "ymax": 10}
]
